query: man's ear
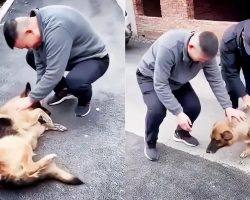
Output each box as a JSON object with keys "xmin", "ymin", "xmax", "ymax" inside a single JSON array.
[
  {"xmin": 221, "ymin": 131, "xmax": 233, "ymax": 141},
  {"xmin": 20, "ymin": 82, "xmax": 31, "ymax": 98}
]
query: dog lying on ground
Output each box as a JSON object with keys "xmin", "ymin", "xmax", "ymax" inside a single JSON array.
[
  {"xmin": 0, "ymin": 83, "xmax": 83, "ymax": 188},
  {"xmin": 206, "ymin": 106, "xmax": 250, "ymax": 158}
]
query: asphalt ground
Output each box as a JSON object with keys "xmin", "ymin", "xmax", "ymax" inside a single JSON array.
[{"xmin": 126, "ymin": 131, "xmax": 250, "ymax": 200}]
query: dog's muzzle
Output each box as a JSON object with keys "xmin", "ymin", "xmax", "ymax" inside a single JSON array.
[{"xmin": 206, "ymin": 139, "xmax": 221, "ymax": 154}]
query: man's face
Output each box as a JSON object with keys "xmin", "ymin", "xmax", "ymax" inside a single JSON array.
[
  {"xmin": 188, "ymin": 44, "xmax": 212, "ymax": 63},
  {"xmin": 14, "ymin": 29, "xmax": 40, "ymax": 49}
]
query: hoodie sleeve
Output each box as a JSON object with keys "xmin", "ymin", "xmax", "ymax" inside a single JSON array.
[
  {"xmin": 29, "ymin": 27, "xmax": 73, "ymax": 101},
  {"xmin": 203, "ymin": 58, "xmax": 232, "ymax": 109},
  {"xmin": 33, "ymin": 49, "xmax": 45, "ymax": 84}
]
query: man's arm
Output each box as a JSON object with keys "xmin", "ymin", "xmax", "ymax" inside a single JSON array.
[
  {"xmin": 220, "ymin": 42, "xmax": 247, "ymax": 98},
  {"xmin": 153, "ymin": 45, "xmax": 183, "ymax": 115},
  {"xmin": 203, "ymin": 58, "xmax": 232, "ymax": 109},
  {"xmin": 29, "ymin": 27, "xmax": 73, "ymax": 101},
  {"xmin": 33, "ymin": 49, "xmax": 45, "ymax": 84}
]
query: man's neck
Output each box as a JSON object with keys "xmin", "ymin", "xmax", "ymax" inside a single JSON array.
[{"xmin": 30, "ymin": 17, "xmax": 42, "ymax": 47}]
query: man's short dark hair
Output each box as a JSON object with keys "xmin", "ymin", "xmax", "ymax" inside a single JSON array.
[
  {"xmin": 199, "ymin": 31, "xmax": 219, "ymax": 57},
  {"xmin": 3, "ymin": 19, "xmax": 18, "ymax": 49}
]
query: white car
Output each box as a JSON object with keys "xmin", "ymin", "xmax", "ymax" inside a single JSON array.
[
  {"xmin": 125, "ymin": 11, "xmax": 132, "ymax": 45},
  {"xmin": 115, "ymin": 0, "xmax": 132, "ymax": 45}
]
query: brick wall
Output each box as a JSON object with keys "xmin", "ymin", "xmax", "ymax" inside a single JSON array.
[{"xmin": 132, "ymin": 0, "xmax": 235, "ymax": 40}]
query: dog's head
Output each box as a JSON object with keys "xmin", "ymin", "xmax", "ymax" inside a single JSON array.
[
  {"xmin": 206, "ymin": 121, "xmax": 234, "ymax": 154},
  {"xmin": 20, "ymin": 82, "xmax": 51, "ymax": 116}
]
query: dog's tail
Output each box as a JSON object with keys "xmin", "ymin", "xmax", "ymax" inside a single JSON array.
[{"xmin": 45, "ymin": 163, "xmax": 84, "ymax": 185}]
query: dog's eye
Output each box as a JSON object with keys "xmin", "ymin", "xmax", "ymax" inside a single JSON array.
[{"xmin": 212, "ymin": 139, "xmax": 224, "ymax": 146}]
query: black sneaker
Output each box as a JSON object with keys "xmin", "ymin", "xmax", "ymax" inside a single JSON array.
[
  {"xmin": 144, "ymin": 143, "xmax": 159, "ymax": 161},
  {"xmin": 173, "ymin": 130, "xmax": 199, "ymax": 147},
  {"xmin": 47, "ymin": 89, "xmax": 75, "ymax": 106},
  {"xmin": 75, "ymin": 102, "xmax": 91, "ymax": 117}
]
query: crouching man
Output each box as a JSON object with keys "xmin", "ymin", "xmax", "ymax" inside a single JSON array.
[
  {"xmin": 136, "ymin": 29, "xmax": 246, "ymax": 161},
  {"xmin": 3, "ymin": 5, "xmax": 109, "ymax": 117}
]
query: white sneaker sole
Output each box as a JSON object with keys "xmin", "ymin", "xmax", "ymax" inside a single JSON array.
[
  {"xmin": 48, "ymin": 95, "xmax": 75, "ymax": 106},
  {"xmin": 144, "ymin": 146, "xmax": 159, "ymax": 161},
  {"xmin": 144, "ymin": 136, "xmax": 160, "ymax": 161},
  {"xmin": 144, "ymin": 146, "xmax": 154, "ymax": 161},
  {"xmin": 173, "ymin": 136, "xmax": 197, "ymax": 147},
  {"xmin": 76, "ymin": 106, "xmax": 91, "ymax": 117}
]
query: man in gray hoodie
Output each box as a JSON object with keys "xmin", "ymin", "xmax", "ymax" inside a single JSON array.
[
  {"xmin": 137, "ymin": 29, "xmax": 246, "ymax": 161},
  {"xmin": 3, "ymin": 5, "xmax": 109, "ymax": 117}
]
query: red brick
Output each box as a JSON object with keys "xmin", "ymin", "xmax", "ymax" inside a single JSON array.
[{"xmin": 132, "ymin": 0, "xmax": 235, "ymax": 40}]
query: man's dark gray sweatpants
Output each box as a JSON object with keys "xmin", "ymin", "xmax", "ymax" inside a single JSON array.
[
  {"xmin": 136, "ymin": 69, "xmax": 201, "ymax": 147},
  {"xmin": 26, "ymin": 50, "xmax": 109, "ymax": 105}
]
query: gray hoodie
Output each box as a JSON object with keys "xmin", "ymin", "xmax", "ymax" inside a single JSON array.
[
  {"xmin": 29, "ymin": 5, "xmax": 108, "ymax": 101},
  {"xmin": 138, "ymin": 29, "xmax": 232, "ymax": 115}
]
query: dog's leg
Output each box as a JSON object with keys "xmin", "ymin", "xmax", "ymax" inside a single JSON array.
[
  {"xmin": 21, "ymin": 153, "xmax": 58, "ymax": 178},
  {"xmin": 42, "ymin": 162, "xmax": 83, "ymax": 185},
  {"xmin": 45, "ymin": 123, "xmax": 67, "ymax": 132},
  {"xmin": 240, "ymin": 143, "xmax": 250, "ymax": 158},
  {"xmin": 29, "ymin": 108, "xmax": 54, "ymax": 127},
  {"xmin": 31, "ymin": 108, "xmax": 67, "ymax": 132},
  {"xmin": 18, "ymin": 145, "xmax": 57, "ymax": 178}
]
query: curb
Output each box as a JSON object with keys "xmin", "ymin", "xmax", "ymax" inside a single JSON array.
[{"xmin": 0, "ymin": 0, "xmax": 14, "ymax": 24}]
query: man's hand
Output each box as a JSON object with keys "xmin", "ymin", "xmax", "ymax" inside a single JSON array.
[
  {"xmin": 177, "ymin": 112, "xmax": 192, "ymax": 132},
  {"xmin": 225, "ymin": 107, "xmax": 246, "ymax": 122},
  {"xmin": 242, "ymin": 95, "xmax": 250, "ymax": 108},
  {"xmin": 14, "ymin": 96, "xmax": 34, "ymax": 111}
]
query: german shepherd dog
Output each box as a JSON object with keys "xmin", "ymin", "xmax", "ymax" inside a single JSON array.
[
  {"xmin": 206, "ymin": 106, "xmax": 250, "ymax": 158},
  {"xmin": 0, "ymin": 83, "xmax": 83, "ymax": 188}
]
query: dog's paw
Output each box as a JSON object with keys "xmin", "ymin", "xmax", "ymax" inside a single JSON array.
[
  {"xmin": 53, "ymin": 123, "xmax": 67, "ymax": 132},
  {"xmin": 45, "ymin": 153, "xmax": 58, "ymax": 162},
  {"xmin": 240, "ymin": 151, "xmax": 250, "ymax": 158},
  {"xmin": 29, "ymin": 172, "xmax": 40, "ymax": 178}
]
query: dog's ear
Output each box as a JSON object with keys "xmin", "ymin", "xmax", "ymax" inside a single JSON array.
[
  {"xmin": 20, "ymin": 82, "xmax": 31, "ymax": 98},
  {"xmin": 221, "ymin": 131, "xmax": 233, "ymax": 141}
]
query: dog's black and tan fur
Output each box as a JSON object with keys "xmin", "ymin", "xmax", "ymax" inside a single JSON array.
[
  {"xmin": 0, "ymin": 83, "xmax": 83, "ymax": 188},
  {"xmin": 207, "ymin": 106, "xmax": 250, "ymax": 158}
]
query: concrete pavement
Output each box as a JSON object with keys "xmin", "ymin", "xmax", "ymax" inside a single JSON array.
[
  {"xmin": 0, "ymin": 0, "xmax": 124, "ymax": 199},
  {"xmin": 125, "ymin": 39, "xmax": 250, "ymax": 174}
]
